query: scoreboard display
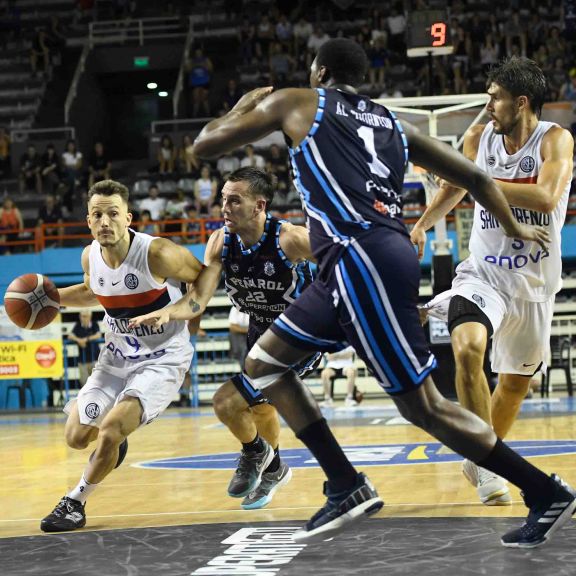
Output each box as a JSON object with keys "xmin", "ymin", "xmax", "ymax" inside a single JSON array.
[{"xmin": 406, "ymin": 10, "xmax": 454, "ymax": 57}]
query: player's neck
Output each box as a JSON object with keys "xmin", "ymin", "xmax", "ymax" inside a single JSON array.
[
  {"xmin": 101, "ymin": 232, "xmax": 131, "ymax": 269},
  {"xmin": 503, "ymin": 115, "xmax": 539, "ymax": 154},
  {"xmin": 238, "ymin": 213, "xmax": 266, "ymax": 247},
  {"xmin": 326, "ymin": 82, "xmax": 357, "ymax": 94}
]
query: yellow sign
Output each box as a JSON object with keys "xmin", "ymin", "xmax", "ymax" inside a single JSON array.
[{"xmin": 0, "ymin": 339, "xmax": 63, "ymax": 379}]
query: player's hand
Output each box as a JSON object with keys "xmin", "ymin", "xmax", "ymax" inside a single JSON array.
[
  {"xmin": 505, "ymin": 223, "xmax": 550, "ymax": 251},
  {"xmin": 129, "ymin": 309, "xmax": 171, "ymax": 329},
  {"xmin": 232, "ymin": 86, "xmax": 274, "ymax": 115},
  {"xmin": 410, "ymin": 225, "xmax": 427, "ymax": 260}
]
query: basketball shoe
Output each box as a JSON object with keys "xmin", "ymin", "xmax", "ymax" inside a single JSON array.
[
  {"xmin": 228, "ymin": 441, "xmax": 274, "ymax": 498},
  {"xmin": 292, "ymin": 472, "xmax": 383, "ymax": 543},
  {"xmin": 40, "ymin": 496, "xmax": 86, "ymax": 533},
  {"xmin": 501, "ymin": 474, "xmax": 576, "ymax": 548},
  {"xmin": 241, "ymin": 461, "xmax": 292, "ymax": 510},
  {"xmin": 462, "ymin": 459, "xmax": 511, "ymax": 505}
]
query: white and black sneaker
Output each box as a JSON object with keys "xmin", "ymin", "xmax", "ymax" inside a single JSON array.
[
  {"xmin": 40, "ymin": 496, "xmax": 86, "ymax": 533},
  {"xmin": 241, "ymin": 461, "xmax": 292, "ymax": 510},
  {"xmin": 462, "ymin": 459, "xmax": 511, "ymax": 506},
  {"xmin": 292, "ymin": 473, "xmax": 383, "ymax": 543},
  {"xmin": 501, "ymin": 474, "xmax": 576, "ymax": 548}
]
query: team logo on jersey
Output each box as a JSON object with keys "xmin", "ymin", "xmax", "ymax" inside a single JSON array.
[
  {"xmin": 520, "ymin": 156, "xmax": 535, "ymax": 173},
  {"xmin": 231, "ymin": 264, "xmax": 240, "ymax": 273},
  {"xmin": 487, "ymin": 155, "xmax": 496, "ymax": 167},
  {"xmin": 124, "ymin": 273, "xmax": 139, "ymax": 290},
  {"xmin": 98, "ymin": 277, "xmax": 104, "ymax": 287},
  {"xmin": 471, "ymin": 293, "xmax": 486, "ymax": 308},
  {"xmin": 357, "ymin": 99, "xmax": 367, "ymax": 111},
  {"xmin": 264, "ymin": 261, "xmax": 275, "ymax": 276},
  {"xmin": 85, "ymin": 403, "xmax": 100, "ymax": 419}
]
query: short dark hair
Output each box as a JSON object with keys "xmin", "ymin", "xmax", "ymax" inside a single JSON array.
[
  {"xmin": 88, "ymin": 179, "xmax": 130, "ymax": 205},
  {"xmin": 315, "ymin": 38, "xmax": 369, "ymax": 87},
  {"xmin": 226, "ymin": 167, "xmax": 275, "ymax": 206},
  {"xmin": 487, "ymin": 57, "xmax": 548, "ymax": 117}
]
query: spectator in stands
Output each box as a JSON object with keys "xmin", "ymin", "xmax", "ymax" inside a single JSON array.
[
  {"xmin": 19, "ymin": 144, "xmax": 42, "ymax": 194},
  {"xmin": 36, "ymin": 194, "xmax": 64, "ymax": 247},
  {"xmin": 269, "ymin": 42, "xmax": 294, "ymax": 87},
  {"xmin": 256, "ymin": 14, "xmax": 275, "ymax": 57},
  {"xmin": 0, "ymin": 197, "xmax": 24, "ymax": 255},
  {"xmin": 157, "ymin": 134, "xmax": 177, "ymax": 174},
  {"xmin": 320, "ymin": 347, "xmax": 360, "ymax": 408},
  {"xmin": 41, "ymin": 143, "xmax": 61, "ymax": 194},
  {"xmin": 293, "ymin": 16, "xmax": 313, "ymax": 54},
  {"xmin": 265, "ymin": 144, "xmax": 288, "ymax": 191},
  {"xmin": 182, "ymin": 204, "xmax": 201, "ymax": 244},
  {"xmin": 195, "ymin": 165, "xmax": 218, "ymax": 215},
  {"xmin": 452, "ymin": 25, "xmax": 472, "ymax": 94},
  {"xmin": 61, "ymin": 139, "xmax": 83, "ymax": 198},
  {"xmin": 217, "ymin": 152, "xmax": 240, "ymax": 179},
  {"xmin": 179, "ymin": 134, "xmax": 198, "ymax": 174},
  {"xmin": 560, "ymin": 68, "xmax": 576, "ymax": 101},
  {"xmin": 164, "ymin": 189, "xmax": 189, "ymax": 242},
  {"xmin": 240, "ymin": 144, "xmax": 265, "ymax": 169},
  {"xmin": 68, "ymin": 310, "xmax": 101, "ymax": 387},
  {"xmin": 30, "ymin": 27, "xmax": 50, "ymax": 75},
  {"xmin": 275, "ymin": 14, "xmax": 292, "ymax": 49},
  {"xmin": 480, "ymin": 33, "xmax": 500, "ymax": 74},
  {"xmin": 221, "ymin": 79, "xmax": 243, "ymax": 113},
  {"xmin": 137, "ymin": 209, "xmax": 160, "ymax": 236},
  {"xmin": 307, "ymin": 26, "xmax": 330, "ymax": 67},
  {"xmin": 0, "ymin": 127, "xmax": 10, "ymax": 179},
  {"xmin": 367, "ymin": 36, "xmax": 390, "ymax": 90},
  {"xmin": 228, "ymin": 306, "xmax": 250, "ymax": 365},
  {"xmin": 386, "ymin": 3, "xmax": 406, "ymax": 55},
  {"xmin": 505, "ymin": 12, "xmax": 527, "ymax": 58},
  {"xmin": 139, "ymin": 184, "xmax": 166, "ymax": 221},
  {"xmin": 545, "ymin": 26, "xmax": 565, "ymax": 64},
  {"xmin": 88, "ymin": 141, "xmax": 111, "ymax": 187},
  {"xmin": 238, "ymin": 17, "xmax": 257, "ymax": 65},
  {"xmin": 186, "ymin": 46, "xmax": 213, "ymax": 117},
  {"xmin": 205, "ymin": 201, "xmax": 224, "ymax": 236}
]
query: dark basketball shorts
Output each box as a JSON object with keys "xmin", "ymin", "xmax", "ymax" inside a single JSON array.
[{"xmin": 270, "ymin": 228, "xmax": 437, "ymax": 396}]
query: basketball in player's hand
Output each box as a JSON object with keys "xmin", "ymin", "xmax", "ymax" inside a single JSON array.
[{"xmin": 4, "ymin": 274, "xmax": 60, "ymax": 329}]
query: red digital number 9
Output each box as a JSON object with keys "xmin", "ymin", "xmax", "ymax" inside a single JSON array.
[{"xmin": 431, "ymin": 22, "xmax": 446, "ymax": 46}]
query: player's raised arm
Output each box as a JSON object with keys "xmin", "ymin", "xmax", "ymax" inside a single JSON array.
[
  {"xmin": 58, "ymin": 246, "xmax": 99, "ymax": 307},
  {"xmin": 278, "ymin": 222, "xmax": 315, "ymax": 263},
  {"xmin": 402, "ymin": 121, "xmax": 550, "ymax": 249}
]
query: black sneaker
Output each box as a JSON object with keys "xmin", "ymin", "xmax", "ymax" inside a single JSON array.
[
  {"xmin": 241, "ymin": 460, "xmax": 292, "ymax": 510},
  {"xmin": 292, "ymin": 473, "xmax": 384, "ymax": 543},
  {"xmin": 501, "ymin": 474, "xmax": 576, "ymax": 548},
  {"xmin": 227, "ymin": 441, "xmax": 274, "ymax": 498},
  {"xmin": 89, "ymin": 438, "xmax": 129, "ymax": 469},
  {"xmin": 40, "ymin": 496, "xmax": 86, "ymax": 533}
]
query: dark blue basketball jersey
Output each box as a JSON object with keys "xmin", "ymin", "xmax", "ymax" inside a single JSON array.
[
  {"xmin": 289, "ymin": 88, "xmax": 409, "ymax": 263},
  {"xmin": 222, "ymin": 214, "xmax": 314, "ymax": 335}
]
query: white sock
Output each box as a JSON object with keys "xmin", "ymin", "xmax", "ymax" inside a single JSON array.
[{"xmin": 68, "ymin": 473, "xmax": 98, "ymax": 504}]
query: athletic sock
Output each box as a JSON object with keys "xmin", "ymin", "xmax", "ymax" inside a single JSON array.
[
  {"xmin": 242, "ymin": 434, "xmax": 265, "ymax": 454},
  {"xmin": 265, "ymin": 447, "xmax": 281, "ymax": 474},
  {"xmin": 296, "ymin": 418, "xmax": 358, "ymax": 494},
  {"xmin": 477, "ymin": 438, "xmax": 555, "ymax": 505},
  {"xmin": 68, "ymin": 473, "xmax": 98, "ymax": 505}
]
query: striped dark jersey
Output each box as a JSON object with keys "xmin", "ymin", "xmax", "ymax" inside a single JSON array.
[
  {"xmin": 289, "ymin": 87, "xmax": 409, "ymax": 264},
  {"xmin": 222, "ymin": 214, "xmax": 313, "ymax": 334}
]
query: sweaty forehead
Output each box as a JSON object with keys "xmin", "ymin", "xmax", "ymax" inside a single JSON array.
[
  {"xmin": 487, "ymin": 83, "xmax": 511, "ymax": 98},
  {"xmin": 88, "ymin": 194, "xmax": 125, "ymax": 212}
]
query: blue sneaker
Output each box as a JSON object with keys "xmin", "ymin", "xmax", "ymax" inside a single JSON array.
[
  {"xmin": 501, "ymin": 474, "xmax": 576, "ymax": 548},
  {"xmin": 241, "ymin": 460, "xmax": 292, "ymax": 510},
  {"xmin": 292, "ymin": 473, "xmax": 383, "ymax": 543}
]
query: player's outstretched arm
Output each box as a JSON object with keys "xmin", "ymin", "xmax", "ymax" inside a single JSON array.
[
  {"xmin": 403, "ymin": 122, "xmax": 550, "ymax": 249},
  {"xmin": 59, "ymin": 246, "xmax": 99, "ymax": 307},
  {"xmin": 148, "ymin": 237, "xmax": 204, "ymax": 284}
]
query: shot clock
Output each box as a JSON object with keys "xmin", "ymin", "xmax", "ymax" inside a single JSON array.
[{"xmin": 406, "ymin": 10, "xmax": 454, "ymax": 57}]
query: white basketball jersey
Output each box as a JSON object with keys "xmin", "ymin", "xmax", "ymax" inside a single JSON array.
[
  {"xmin": 468, "ymin": 121, "xmax": 569, "ymax": 301},
  {"xmin": 89, "ymin": 231, "xmax": 191, "ymax": 372}
]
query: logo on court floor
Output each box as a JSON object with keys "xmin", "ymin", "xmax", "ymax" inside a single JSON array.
[{"xmin": 134, "ymin": 440, "xmax": 576, "ymax": 470}]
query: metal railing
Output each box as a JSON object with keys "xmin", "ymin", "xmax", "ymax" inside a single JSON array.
[
  {"xmin": 9, "ymin": 126, "xmax": 76, "ymax": 144},
  {"xmin": 173, "ymin": 20, "xmax": 194, "ymax": 118},
  {"xmin": 65, "ymin": 42, "xmax": 90, "ymax": 126}
]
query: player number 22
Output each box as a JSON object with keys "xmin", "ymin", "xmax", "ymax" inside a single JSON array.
[{"xmin": 356, "ymin": 126, "xmax": 390, "ymax": 178}]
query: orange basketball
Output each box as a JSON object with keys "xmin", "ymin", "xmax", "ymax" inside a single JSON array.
[{"xmin": 4, "ymin": 274, "xmax": 60, "ymax": 330}]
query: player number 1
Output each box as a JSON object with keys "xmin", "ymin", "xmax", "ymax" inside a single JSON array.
[{"xmin": 356, "ymin": 126, "xmax": 390, "ymax": 178}]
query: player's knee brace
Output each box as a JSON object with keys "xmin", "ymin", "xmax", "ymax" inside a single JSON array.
[{"xmin": 246, "ymin": 343, "xmax": 289, "ymax": 390}]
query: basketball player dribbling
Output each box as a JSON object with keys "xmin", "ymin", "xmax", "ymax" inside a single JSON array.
[
  {"xmin": 188, "ymin": 38, "xmax": 575, "ymax": 548},
  {"xmin": 41, "ymin": 179, "xmax": 204, "ymax": 532},
  {"xmin": 412, "ymin": 57, "xmax": 574, "ymax": 506}
]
